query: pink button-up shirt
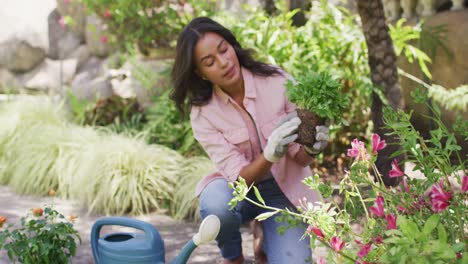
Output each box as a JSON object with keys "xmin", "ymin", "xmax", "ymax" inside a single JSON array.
[{"xmin": 190, "ymin": 67, "xmax": 321, "ymax": 206}]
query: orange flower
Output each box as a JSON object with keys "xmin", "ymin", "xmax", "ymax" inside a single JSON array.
[
  {"xmin": 0, "ymin": 216, "xmax": 6, "ymax": 228},
  {"xmin": 49, "ymin": 189, "xmax": 56, "ymax": 196},
  {"xmin": 69, "ymin": 214, "xmax": 77, "ymax": 223},
  {"xmin": 32, "ymin": 208, "xmax": 44, "ymax": 217}
]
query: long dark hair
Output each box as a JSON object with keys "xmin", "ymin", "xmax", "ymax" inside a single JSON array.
[{"xmin": 170, "ymin": 17, "xmax": 281, "ymax": 116}]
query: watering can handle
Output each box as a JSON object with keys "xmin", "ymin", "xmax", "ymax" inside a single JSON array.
[{"xmin": 91, "ymin": 217, "xmax": 159, "ymax": 264}]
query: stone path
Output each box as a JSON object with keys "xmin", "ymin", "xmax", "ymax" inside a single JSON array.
[{"xmin": 0, "ymin": 185, "xmax": 256, "ymax": 264}]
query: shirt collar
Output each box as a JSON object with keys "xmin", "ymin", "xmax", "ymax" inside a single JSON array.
[{"xmin": 214, "ymin": 67, "xmax": 257, "ymax": 105}]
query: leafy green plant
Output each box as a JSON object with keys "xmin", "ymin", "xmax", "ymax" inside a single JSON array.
[
  {"xmin": 0, "ymin": 202, "xmax": 81, "ymax": 263},
  {"xmin": 286, "ymin": 70, "xmax": 349, "ymax": 123},
  {"xmin": 230, "ymin": 89, "xmax": 467, "ymax": 263},
  {"xmin": 144, "ymin": 90, "xmax": 205, "ymax": 157}
]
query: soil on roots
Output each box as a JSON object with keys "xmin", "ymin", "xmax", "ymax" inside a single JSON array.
[{"xmin": 296, "ymin": 109, "xmax": 324, "ymax": 148}]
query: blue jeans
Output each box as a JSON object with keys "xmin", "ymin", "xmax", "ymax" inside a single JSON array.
[{"xmin": 199, "ymin": 178, "xmax": 312, "ymax": 263}]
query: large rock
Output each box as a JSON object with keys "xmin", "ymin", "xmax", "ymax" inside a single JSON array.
[
  {"xmin": 0, "ymin": 0, "xmax": 56, "ymax": 69},
  {"xmin": 0, "ymin": 39, "xmax": 46, "ymax": 72},
  {"xmin": 71, "ymin": 72, "xmax": 113, "ymax": 100},
  {"xmin": 48, "ymin": 9, "xmax": 83, "ymax": 59},
  {"xmin": 399, "ymin": 9, "xmax": 468, "ymax": 157},
  {"xmin": 23, "ymin": 58, "xmax": 78, "ymax": 92},
  {"xmin": 111, "ymin": 58, "xmax": 173, "ymax": 108}
]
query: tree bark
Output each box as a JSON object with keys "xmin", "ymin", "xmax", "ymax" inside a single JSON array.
[{"xmin": 355, "ymin": 0, "xmax": 405, "ymax": 186}]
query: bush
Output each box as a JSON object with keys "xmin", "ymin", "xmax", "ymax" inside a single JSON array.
[
  {"xmin": 81, "ymin": 0, "xmax": 217, "ymax": 52},
  {"xmin": 0, "ymin": 199, "xmax": 81, "ymax": 264},
  {"xmin": 230, "ymin": 90, "xmax": 467, "ymax": 263}
]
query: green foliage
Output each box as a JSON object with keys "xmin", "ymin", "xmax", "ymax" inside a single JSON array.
[
  {"xmin": 0, "ymin": 204, "xmax": 81, "ymax": 264},
  {"xmin": 82, "ymin": 0, "xmax": 217, "ymax": 52},
  {"xmin": 427, "ymin": 84, "xmax": 468, "ymax": 113},
  {"xmin": 285, "ymin": 70, "xmax": 349, "ymax": 123},
  {"xmin": 384, "ymin": 88, "xmax": 465, "ymax": 183},
  {"xmin": 389, "ymin": 19, "xmax": 432, "ymax": 79},
  {"xmin": 84, "ymin": 95, "xmax": 145, "ymax": 126},
  {"xmin": 144, "ymin": 90, "xmax": 205, "ymax": 157}
]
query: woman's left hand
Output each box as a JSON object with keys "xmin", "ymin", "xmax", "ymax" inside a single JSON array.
[{"xmin": 304, "ymin": 125, "xmax": 330, "ymax": 155}]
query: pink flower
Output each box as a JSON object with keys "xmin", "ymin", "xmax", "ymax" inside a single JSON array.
[
  {"xmin": 430, "ymin": 180, "xmax": 452, "ymax": 212},
  {"xmin": 64, "ymin": 0, "xmax": 71, "ymax": 4},
  {"xmin": 101, "ymin": 36, "xmax": 108, "ymax": 43},
  {"xmin": 358, "ymin": 243, "xmax": 372, "ymax": 258},
  {"xmin": 59, "ymin": 16, "xmax": 66, "ymax": 27},
  {"xmin": 347, "ymin": 138, "xmax": 369, "ymax": 161},
  {"xmin": 103, "ymin": 9, "xmax": 112, "ymax": 18},
  {"xmin": 389, "ymin": 159, "xmax": 404, "ymax": 178},
  {"xmin": 318, "ymin": 257, "xmax": 326, "ymax": 264},
  {"xmin": 307, "ymin": 226, "xmax": 324, "ymax": 239},
  {"xmin": 372, "ymin": 235, "xmax": 383, "ymax": 244},
  {"xmin": 370, "ymin": 195, "xmax": 385, "ymax": 218},
  {"xmin": 397, "ymin": 205, "xmax": 408, "ymax": 213},
  {"xmin": 386, "ymin": 214, "xmax": 397, "ymax": 230},
  {"xmin": 330, "ymin": 236, "xmax": 345, "ymax": 252},
  {"xmin": 371, "ymin": 133, "xmax": 386, "ymax": 154},
  {"xmin": 462, "ymin": 175, "xmax": 468, "ymax": 192}
]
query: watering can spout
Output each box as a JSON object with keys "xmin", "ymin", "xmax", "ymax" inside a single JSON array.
[{"xmin": 170, "ymin": 215, "xmax": 220, "ymax": 264}]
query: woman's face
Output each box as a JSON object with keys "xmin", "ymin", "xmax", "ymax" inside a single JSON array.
[{"xmin": 193, "ymin": 32, "xmax": 241, "ymax": 90}]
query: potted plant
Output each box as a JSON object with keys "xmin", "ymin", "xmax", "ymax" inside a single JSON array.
[{"xmin": 285, "ymin": 70, "xmax": 349, "ymax": 148}]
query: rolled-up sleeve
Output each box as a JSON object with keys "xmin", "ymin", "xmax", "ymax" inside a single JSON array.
[{"xmin": 190, "ymin": 109, "xmax": 250, "ymax": 182}]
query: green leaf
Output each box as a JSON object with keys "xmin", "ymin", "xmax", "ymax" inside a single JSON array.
[
  {"xmin": 423, "ymin": 214, "xmax": 439, "ymax": 235},
  {"xmin": 253, "ymin": 186, "xmax": 265, "ymax": 206},
  {"xmin": 255, "ymin": 211, "xmax": 280, "ymax": 221},
  {"xmin": 437, "ymin": 224, "xmax": 447, "ymax": 243}
]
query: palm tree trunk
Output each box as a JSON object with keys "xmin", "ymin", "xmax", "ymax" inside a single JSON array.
[{"xmin": 355, "ymin": 0, "xmax": 405, "ymax": 186}]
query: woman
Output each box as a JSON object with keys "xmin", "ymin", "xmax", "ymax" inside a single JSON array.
[{"xmin": 171, "ymin": 17, "xmax": 329, "ymax": 264}]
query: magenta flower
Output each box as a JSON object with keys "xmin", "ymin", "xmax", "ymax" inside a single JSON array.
[
  {"xmin": 347, "ymin": 138, "xmax": 369, "ymax": 161},
  {"xmin": 307, "ymin": 226, "xmax": 324, "ymax": 239},
  {"xmin": 103, "ymin": 9, "xmax": 112, "ymax": 18},
  {"xmin": 371, "ymin": 133, "xmax": 386, "ymax": 154},
  {"xmin": 357, "ymin": 243, "xmax": 372, "ymax": 258},
  {"xmin": 318, "ymin": 257, "xmax": 326, "ymax": 264},
  {"xmin": 386, "ymin": 214, "xmax": 397, "ymax": 230},
  {"xmin": 63, "ymin": 0, "xmax": 71, "ymax": 4},
  {"xmin": 370, "ymin": 195, "xmax": 385, "ymax": 218},
  {"xmin": 389, "ymin": 159, "xmax": 404, "ymax": 178},
  {"xmin": 397, "ymin": 205, "xmax": 408, "ymax": 214},
  {"xmin": 330, "ymin": 236, "xmax": 345, "ymax": 252},
  {"xmin": 372, "ymin": 235, "xmax": 383, "ymax": 244},
  {"xmin": 101, "ymin": 36, "xmax": 108, "ymax": 43},
  {"xmin": 462, "ymin": 175, "xmax": 467, "ymax": 192},
  {"xmin": 430, "ymin": 180, "xmax": 452, "ymax": 212},
  {"xmin": 59, "ymin": 16, "xmax": 66, "ymax": 27}
]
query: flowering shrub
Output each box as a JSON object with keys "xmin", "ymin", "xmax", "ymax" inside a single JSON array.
[
  {"xmin": 230, "ymin": 93, "xmax": 467, "ymax": 263},
  {"xmin": 0, "ymin": 192, "xmax": 81, "ymax": 263},
  {"xmin": 80, "ymin": 0, "xmax": 216, "ymax": 52}
]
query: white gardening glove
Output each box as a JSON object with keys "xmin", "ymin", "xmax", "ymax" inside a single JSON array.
[
  {"xmin": 263, "ymin": 116, "xmax": 301, "ymax": 162},
  {"xmin": 304, "ymin": 125, "xmax": 330, "ymax": 155}
]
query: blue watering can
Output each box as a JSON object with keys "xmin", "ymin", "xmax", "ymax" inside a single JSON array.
[{"xmin": 91, "ymin": 215, "xmax": 220, "ymax": 264}]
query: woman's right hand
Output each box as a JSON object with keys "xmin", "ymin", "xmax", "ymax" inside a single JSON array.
[{"xmin": 263, "ymin": 117, "xmax": 301, "ymax": 162}]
